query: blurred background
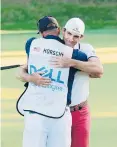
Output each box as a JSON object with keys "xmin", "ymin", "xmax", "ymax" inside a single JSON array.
[{"xmin": 1, "ymin": 0, "xmax": 117, "ymax": 147}]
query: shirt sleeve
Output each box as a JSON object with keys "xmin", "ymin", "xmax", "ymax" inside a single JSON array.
[
  {"xmin": 25, "ymin": 37, "xmax": 36, "ymax": 56},
  {"xmin": 82, "ymin": 44, "xmax": 97, "ymax": 59}
]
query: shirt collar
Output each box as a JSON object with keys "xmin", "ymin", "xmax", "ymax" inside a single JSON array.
[{"xmin": 43, "ymin": 35, "xmax": 65, "ymax": 44}]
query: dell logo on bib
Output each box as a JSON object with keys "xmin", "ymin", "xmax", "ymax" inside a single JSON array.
[{"xmin": 30, "ymin": 65, "xmax": 64, "ymax": 84}]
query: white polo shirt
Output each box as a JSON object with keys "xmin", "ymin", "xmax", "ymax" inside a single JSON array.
[{"xmin": 70, "ymin": 43, "xmax": 97, "ymax": 106}]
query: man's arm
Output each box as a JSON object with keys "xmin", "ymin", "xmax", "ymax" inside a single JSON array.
[
  {"xmin": 16, "ymin": 64, "xmax": 30, "ymax": 82},
  {"xmin": 87, "ymin": 57, "xmax": 103, "ymax": 78},
  {"xmin": 50, "ymin": 56, "xmax": 103, "ymax": 78},
  {"xmin": 16, "ymin": 64, "xmax": 51, "ymax": 86},
  {"xmin": 70, "ymin": 57, "xmax": 103, "ymax": 77}
]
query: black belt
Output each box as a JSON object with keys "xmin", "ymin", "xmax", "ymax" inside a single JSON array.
[{"xmin": 70, "ymin": 100, "xmax": 87, "ymax": 112}]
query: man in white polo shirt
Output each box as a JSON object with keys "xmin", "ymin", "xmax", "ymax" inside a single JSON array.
[
  {"xmin": 50, "ymin": 18, "xmax": 103, "ymax": 147},
  {"xmin": 18, "ymin": 17, "xmax": 103, "ymax": 147}
]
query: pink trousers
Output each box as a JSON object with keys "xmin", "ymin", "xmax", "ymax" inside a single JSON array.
[{"xmin": 71, "ymin": 105, "xmax": 91, "ymax": 147}]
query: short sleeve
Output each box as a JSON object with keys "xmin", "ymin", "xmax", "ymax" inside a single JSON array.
[
  {"xmin": 80, "ymin": 44, "xmax": 97, "ymax": 59},
  {"xmin": 86, "ymin": 44, "xmax": 97, "ymax": 59},
  {"xmin": 25, "ymin": 37, "xmax": 36, "ymax": 56}
]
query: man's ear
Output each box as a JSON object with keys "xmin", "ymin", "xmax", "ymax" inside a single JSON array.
[
  {"xmin": 62, "ymin": 28, "xmax": 66, "ymax": 36},
  {"xmin": 57, "ymin": 27, "xmax": 61, "ymax": 35},
  {"xmin": 80, "ymin": 35, "xmax": 84, "ymax": 39}
]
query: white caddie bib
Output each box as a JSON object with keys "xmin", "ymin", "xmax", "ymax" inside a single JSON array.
[{"xmin": 18, "ymin": 38, "xmax": 73, "ymax": 117}]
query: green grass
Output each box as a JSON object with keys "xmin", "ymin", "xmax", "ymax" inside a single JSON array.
[
  {"xmin": 1, "ymin": 63, "xmax": 117, "ymax": 147},
  {"xmin": 90, "ymin": 118, "xmax": 117, "ymax": 147},
  {"xmin": 1, "ymin": 29, "xmax": 117, "ymax": 52},
  {"xmin": 1, "ymin": 68, "xmax": 25, "ymax": 88},
  {"xmin": 89, "ymin": 63, "xmax": 117, "ymax": 113},
  {"xmin": 1, "ymin": 33, "xmax": 38, "ymax": 51}
]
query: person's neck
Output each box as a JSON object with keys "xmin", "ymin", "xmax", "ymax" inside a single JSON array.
[{"xmin": 43, "ymin": 31, "xmax": 58, "ymax": 37}]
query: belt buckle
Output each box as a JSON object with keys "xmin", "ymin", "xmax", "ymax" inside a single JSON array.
[
  {"xmin": 70, "ymin": 104, "xmax": 83, "ymax": 112},
  {"xmin": 78, "ymin": 106, "xmax": 82, "ymax": 110},
  {"xmin": 74, "ymin": 105, "xmax": 82, "ymax": 111}
]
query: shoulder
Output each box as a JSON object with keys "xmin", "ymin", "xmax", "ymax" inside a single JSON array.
[
  {"xmin": 25, "ymin": 37, "xmax": 36, "ymax": 55},
  {"xmin": 80, "ymin": 43, "xmax": 94, "ymax": 51},
  {"xmin": 25, "ymin": 37, "xmax": 36, "ymax": 46},
  {"xmin": 80, "ymin": 43, "xmax": 97, "ymax": 58}
]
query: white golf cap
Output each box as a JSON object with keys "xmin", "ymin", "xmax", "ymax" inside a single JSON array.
[{"xmin": 64, "ymin": 18, "xmax": 85, "ymax": 35}]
